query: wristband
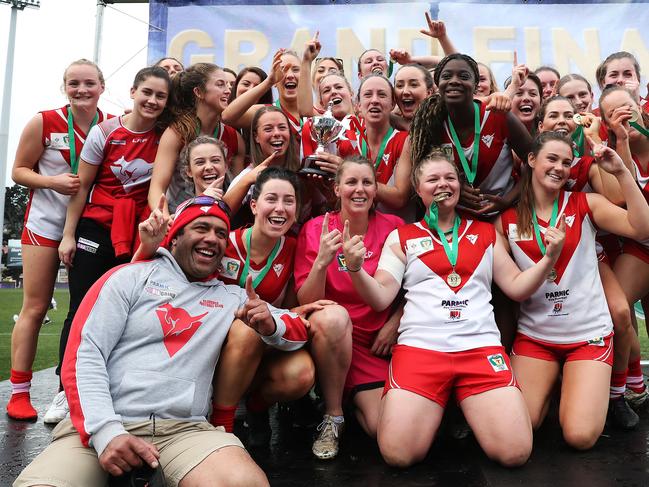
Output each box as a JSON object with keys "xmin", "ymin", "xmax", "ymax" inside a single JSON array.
[{"xmin": 347, "ymin": 264, "xmax": 362, "ymax": 273}]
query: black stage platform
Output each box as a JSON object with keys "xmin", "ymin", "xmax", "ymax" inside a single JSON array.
[{"xmin": 2, "ymin": 368, "xmax": 649, "ymax": 487}]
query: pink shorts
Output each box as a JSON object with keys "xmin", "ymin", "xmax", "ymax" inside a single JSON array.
[
  {"xmin": 512, "ymin": 332, "xmax": 613, "ymax": 366},
  {"xmin": 345, "ymin": 327, "xmax": 389, "ymax": 397},
  {"xmin": 21, "ymin": 227, "xmax": 59, "ymax": 248},
  {"xmin": 385, "ymin": 344, "xmax": 517, "ymax": 407}
]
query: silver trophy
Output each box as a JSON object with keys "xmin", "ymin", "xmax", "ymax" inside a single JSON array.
[{"xmin": 300, "ymin": 101, "xmax": 344, "ymax": 178}]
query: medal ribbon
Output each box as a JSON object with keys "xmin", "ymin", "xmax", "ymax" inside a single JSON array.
[
  {"xmin": 531, "ymin": 198, "xmax": 558, "ymax": 255},
  {"xmin": 571, "ymin": 125, "xmax": 585, "ymax": 157},
  {"xmin": 360, "ymin": 127, "xmax": 394, "ymax": 170},
  {"xmin": 195, "ymin": 120, "xmax": 221, "ymax": 140},
  {"xmin": 238, "ymin": 228, "xmax": 282, "ymax": 288},
  {"xmin": 68, "ymin": 108, "xmax": 99, "ymax": 174},
  {"xmin": 424, "ymin": 202, "xmax": 460, "ymax": 269},
  {"xmin": 447, "ymin": 101, "xmax": 481, "ymax": 185},
  {"xmin": 630, "ymin": 121, "xmax": 649, "ymax": 138}
]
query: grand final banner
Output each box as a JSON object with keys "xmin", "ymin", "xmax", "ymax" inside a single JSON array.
[{"xmin": 148, "ymin": 0, "xmax": 648, "ymax": 89}]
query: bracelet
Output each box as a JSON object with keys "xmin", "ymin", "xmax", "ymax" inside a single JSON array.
[{"xmin": 347, "ymin": 264, "xmax": 362, "ymax": 273}]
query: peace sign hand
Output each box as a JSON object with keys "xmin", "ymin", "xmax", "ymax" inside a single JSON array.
[
  {"xmin": 544, "ymin": 214, "xmax": 566, "ymax": 262},
  {"xmin": 235, "ymin": 275, "xmax": 276, "ymax": 336},
  {"xmin": 315, "ymin": 212, "xmax": 343, "ymax": 269},
  {"xmin": 342, "ymin": 219, "xmax": 366, "ymax": 272}
]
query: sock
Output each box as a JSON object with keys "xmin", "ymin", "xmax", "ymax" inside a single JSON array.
[
  {"xmin": 246, "ymin": 392, "xmax": 270, "ymax": 414},
  {"xmin": 330, "ymin": 414, "xmax": 344, "ymax": 424},
  {"xmin": 7, "ymin": 369, "xmax": 37, "ymax": 420},
  {"xmin": 626, "ymin": 359, "xmax": 646, "ymax": 394},
  {"xmin": 210, "ymin": 404, "xmax": 237, "ymax": 432},
  {"xmin": 610, "ymin": 371, "xmax": 627, "ymax": 399}
]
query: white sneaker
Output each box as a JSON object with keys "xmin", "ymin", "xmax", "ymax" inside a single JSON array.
[
  {"xmin": 43, "ymin": 391, "xmax": 69, "ymax": 424},
  {"xmin": 13, "ymin": 314, "xmax": 19, "ymax": 323}
]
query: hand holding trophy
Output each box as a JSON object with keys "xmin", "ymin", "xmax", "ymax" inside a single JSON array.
[{"xmin": 300, "ymin": 100, "xmax": 344, "ymax": 178}]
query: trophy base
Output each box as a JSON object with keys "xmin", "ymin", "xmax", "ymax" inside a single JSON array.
[{"xmin": 299, "ymin": 155, "xmax": 333, "ymax": 178}]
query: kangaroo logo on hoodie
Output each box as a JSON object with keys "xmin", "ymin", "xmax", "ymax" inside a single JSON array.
[{"xmin": 156, "ymin": 304, "xmax": 208, "ymax": 357}]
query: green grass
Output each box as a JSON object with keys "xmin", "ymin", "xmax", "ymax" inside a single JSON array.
[
  {"xmin": 0, "ymin": 288, "xmax": 69, "ymax": 381},
  {"xmin": 1, "ymin": 288, "xmax": 649, "ymax": 381}
]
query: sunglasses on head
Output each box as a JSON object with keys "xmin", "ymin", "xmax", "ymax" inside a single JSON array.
[
  {"xmin": 315, "ymin": 57, "xmax": 345, "ymax": 73},
  {"xmin": 175, "ymin": 195, "xmax": 231, "ymax": 218}
]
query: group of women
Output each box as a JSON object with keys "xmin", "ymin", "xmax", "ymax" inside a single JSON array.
[{"xmin": 6, "ymin": 11, "xmax": 649, "ymax": 469}]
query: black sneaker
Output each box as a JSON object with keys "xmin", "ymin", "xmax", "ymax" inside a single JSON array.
[
  {"xmin": 246, "ymin": 409, "xmax": 271, "ymax": 448},
  {"xmin": 608, "ymin": 396, "xmax": 639, "ymax": 430}
]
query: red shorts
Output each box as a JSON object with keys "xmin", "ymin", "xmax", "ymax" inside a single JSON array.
[
  {"xmin": 345, "ymin": 327, "xmax": 389, "ymax": 397},
  {"xmin": 596, "ymin": 234, "xmax": 621, "ymax": 266},
  {"xmin": 21, "ymin": 227, "xmax": 59, "ymax": 248},
  {"xmin": 384, "ymin": 344, "xmax": 517, "ymax": 407},
  {"xmin": 621, "ymin": 239, "xmax": 649, "ymax": 266},
  {"xmin": 512, "ymin": 332, "xmax": 613, "ymax": 366}
]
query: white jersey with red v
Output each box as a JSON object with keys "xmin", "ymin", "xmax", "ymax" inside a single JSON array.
[
  {"xmin": 440, "ymin": 101, "xmax": 514, "ymax": 196},
  {"xmin": 219, "ymin": 228, "xmax": 296, "ymax": 307},
  {"xmin": 395, "ymin": 218, "xmax": 502, "ymax": 352},
  {"xmin": 501, "ymin": 191, "xmax": 612, "ymax": 343},
  {"xmin": 23, "ymin": 106, "xmax": 111, "ymax": 241}
]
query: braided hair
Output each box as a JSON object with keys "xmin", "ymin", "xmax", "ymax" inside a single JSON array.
[{"xmin": 410, "ymin": 53, "xmax": 480, "ymax": 168}]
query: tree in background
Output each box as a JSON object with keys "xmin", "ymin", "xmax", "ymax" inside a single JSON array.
[{"xmin": 4, "ymin": 185, "xmax": 28, "ymax": 240}]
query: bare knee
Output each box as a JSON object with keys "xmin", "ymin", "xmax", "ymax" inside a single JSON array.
[
  {"xmin": 223, "ymin": 320, "xmax": 265, "ymax": 360},
  {"xmin": 379, "ymin": 436, "xmax": 426, "ymax": 468},
  {"xmin": 270, "ymin": 354, "xmax": 315, "ymax": 398},
  {"xmin": 308, "ymin": 305, "xmax": 351, "ymax": 341},
  {"xmin": 220, "ymin": 468, "xmax": 269, "ymax": 487},
  {"xmin": 485, "ymin": 440, "xmax": 532, "ymax": 468},
  {"xmin": 609, "ymin": 301, "xmax": 632, "ymax": 334},
  {"xmin": 562, "ymin": 425, "xmax": 600, "ymax": 450}
]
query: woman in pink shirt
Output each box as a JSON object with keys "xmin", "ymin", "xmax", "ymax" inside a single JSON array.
[{"xmin": 295, "ymin": 156, "xmax": 403, "ymax": 459}]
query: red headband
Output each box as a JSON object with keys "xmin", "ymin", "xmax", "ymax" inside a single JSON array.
[{"xmin": 162, "ymin": 200, "xmax": 231, "ymax": 249}]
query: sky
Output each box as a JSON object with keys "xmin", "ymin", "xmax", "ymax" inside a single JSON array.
[{"xmin": 0, "ymin": 0, "xmax": 150, "ymax": 186}]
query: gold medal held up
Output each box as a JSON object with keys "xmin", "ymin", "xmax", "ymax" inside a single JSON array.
[{"xmin": 447, "ymin": 271, "xmax": 462, "ymax": 287}]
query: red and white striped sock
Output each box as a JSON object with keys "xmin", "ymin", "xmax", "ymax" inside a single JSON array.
[
  {"xmin": 626, "ymin": 358, "xmax": 646, "ymax": 394},
  {"xmin": 7, "ymin": 369, "xmax": 37, "ymax": 420}
]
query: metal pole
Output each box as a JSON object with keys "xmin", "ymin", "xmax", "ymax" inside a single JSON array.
[
  {"xmin": 0, "ymin": 5, "xmax": 19, "ymax": 243},
  {"xmin": 93, "ymin": 0, "xmax": 105, "ymax": 64}
]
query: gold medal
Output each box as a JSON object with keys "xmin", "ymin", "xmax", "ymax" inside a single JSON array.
[
  {"xmin": 547, "ymin": 268, "xmax": 557, "ymax": 282},
  {"xmin": 572, "ymin": 113, "xmax": 584, "ymax": 126},
  {"xmin": 629, "ymin": 110, "xmax": 639, "ymax": 123},
  {"xmin": 447, "ymin": 271, "xmax": 462, "ymax": 287}
]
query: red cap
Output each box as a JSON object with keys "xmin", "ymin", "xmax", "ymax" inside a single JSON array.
[{"xmin": 162, "ymin": 199, "xmax": 231, "ymax": 249}]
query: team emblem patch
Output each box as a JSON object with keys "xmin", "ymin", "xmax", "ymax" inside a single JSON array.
[
  {"xmin": 481, "ymin": 134, "xmax": 494, "ymax": 148},
  {"xmin": 156, "ymin": 304, "xmax": 208, "ymax": 358},
  {"xmin": 466, "ymin": 234, "xmax": 478, "ymax": 245},
  {"xmin": 406, "ymin": 237, "xmax": 433, "ymax": 254},
  {"xmin": 553, "ymin": 302, "xmax": 563, "ymax": 313},
  {"xmin": 221, "ymin": 258, "xmax": 240, "ymax": 278},
  {"xmin": 587, "ymin": 336, "xmax": 605, "ymax": 347},
  {"xmin": 487, "ymin": 353, "xmax": 508, "ymax": 372},
  {"xmin": 49, "ymin": 133, "xmax": 69, "ymax": 150},
  {"xmin": 200, "ymin": 206, "xmax": 211, "ymax": 213},
  {"xmin": 565, "ymin": 215, "xmax": 575, "ymax": 227},
  {"xmin": 273, "ymin": 263, "xmax": 284, "ymax": 276},
  {"xmin": 337, "ymin": 253, "xmax": 348, "ymax": 271}
]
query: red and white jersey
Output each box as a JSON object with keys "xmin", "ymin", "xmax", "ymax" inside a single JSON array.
[
  {"xmin": 80, "ymin": 116, "xmax": 159, "ymax": 227},
  {"xmin": 338, "ymin": 126, "xmax": 408, "ymax": 186},
  {"xmin": 394, "ymin": 218, "xmax": 502, "ymax": 352},
  {"xmin": 23, "ymin": 106, "xmax": 110, "ymax": 241},
  {"xmin": 440, "ymin": 101, "xmax": 514, "ymax": 197},
  {"xmin": 629, "ymin": 156, "xmax": 649, "ymax": 250},
  {"xmin": 219, "ymin": 228, "xmax": 296, "ymax": 307},
  {"xmin": 167, "ymin": 122, "xmax": 240, "ymax": 212},
  {"xmin": 501, "ymin": 191, "xmax": 612, "ymax": 343},
  {"xmin": 564, "ymin": 155, "xmax": 595, "ymax": 193}
]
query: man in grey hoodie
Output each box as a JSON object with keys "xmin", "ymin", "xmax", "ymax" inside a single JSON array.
[{"xmin": 15, "ymin": 197, "xmax": 308, "ymax": 487}]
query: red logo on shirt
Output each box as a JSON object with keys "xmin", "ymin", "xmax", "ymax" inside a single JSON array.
[{"xmin": 155, "ymin": 304, "xmax": 208, "ymax": 357}]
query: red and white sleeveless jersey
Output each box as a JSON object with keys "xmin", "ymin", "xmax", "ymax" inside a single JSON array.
[
  {"xmin": 501, "ymin": 191, "xmax": 612, "ymax": 343},
  {"xmin": 628, "ymin": 156, "xmax": 649, "ymax": 250},
  {"xmin": 440, "ymin": 101, "xmax": 514, "ymax": 197},
  {"xmin": 338, "ymin": 127, "xmax": 408, "ymax": 186},
  {"xmin": 23, "ymin": 106, "xmax": 110, "ymax": 240},
  {"xmin": 394, "ymin": 218, "xmax": 503, "ymax": 352},
  {"xmin": 219, "ymin": 227, "xmax": 296, "ymax": 307},
  {"xmin": 80, "ymin": 116, "xmax": 160, "ymax": 227},
  {"xmin": 564, "ymin": 155, "xmax": 595, "ymax": 193}
]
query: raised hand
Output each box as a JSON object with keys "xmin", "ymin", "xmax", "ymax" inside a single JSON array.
[
  {"xmin": 484, "ymin": 92, "xmax": 512, "ymax": 112},
  {"xmin": 138, "ymin": 193, "xmax": 170, "ymax": 251},
  {"xmin": 389, "ymin": 48, "xmax": 412, "ymax": 66},
  {"xmin": 607, "ymin": 106, "xmax": 634, "ymax": 141},
  {"xmin": 49, "ymin": 173, "xmax": 80, "ymax": 195},
  {"xmin": 589, "ymin": 139, "xmax": 627, "ymax": 176},
  {"xmin": 420, "ymin": 12, "xmax": 447, "ymax": 39},
  {"xmin": 202, "ymin": 175, "xmax": 225, "ymax": 200},
  {"xmin": 342, "ymin": 219, "xmax": 366, "ymax": 272},
  {"xmin": 544, "ymin": 214, "xmax": 566, "ymax": 262},
  {"xmin": 235, "ymin": 275, "xmax": 276, "ymax": 336},
  {"xmin": 303, "ymin": 31, "xmax": 321, "ymax": 63},
  {"xmin": 98, "ymin": 434, "xmax": 160, "ymax": 477},
  {"xmin": 245, "ymin": 151, "xmax": 279, "ymax": 186},
  {"xmin": 268, "ymin": 49, "xmax": 287, "ymax": 86},
  {"xmin": 315, "ymin": 212, "xmax": 343, "ymax": 269}
]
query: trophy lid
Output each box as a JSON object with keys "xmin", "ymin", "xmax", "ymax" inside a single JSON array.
[{"xmin": 324, "ymin": 100, "xmax": 335, "ymax": 117}]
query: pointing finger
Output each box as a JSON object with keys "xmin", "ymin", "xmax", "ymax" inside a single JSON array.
[
  {"xmin": 156, "ymin": 193, "xmax": 166, "ymax": 212},
  {"xmin": 343, "ymin": 219, "xmax": 350, "ymax": 242},
  {"xmin": 245, "ymin": 275, "xmax": 257, "ymax": 300},
  {"xmin": 513, "ymin": 50, "xmax": 518, "ymax": 66},
  {"xmin": 321, "ymin": 212, "xmax": 330, "ymax": 237}
]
